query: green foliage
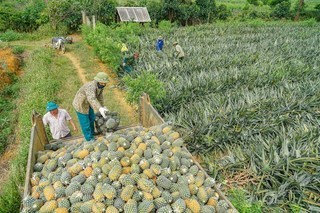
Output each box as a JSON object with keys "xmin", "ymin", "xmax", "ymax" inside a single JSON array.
[
  {"xmin": 0, "ymin": 74, "xmax": 19, "ymax": 154},
  {"xmin": 0, "ymin": 48, "xmax": 63, "ymax": 212},
  {"xmin": 299, "ymin": 18, "xmax": 317, "ymax": 26},
  {"xmin": 229, "ymin": 189, "xmax": 263, "ymax": 213},
  {"xmin": 82, "ymin": 24, "xmax": 121, "ymax": 69},
  {"xmin": 123, "ymin": 72, "xmax": 166, "ymax": 105},
  {"xmin": 82, "ymin": 22, "xmax": 148, "ymax": 71},
  {"xmin": 12, "ymin": 46, "xmax": 25, "ymax": 54},
  {"xmin": 196, "ymin": 0, "xmax": 217, "ymax": 22},
  {"xmin": 241, "ymin": 4, "xmax": 271, "ymax": 19},
  {"xmin": 29, "ymin": 23, "xmax": 69, "ymax": 40},
  {"xmin": 158, "ymin": 20, "xmax": 174, "ymax": 33},
  {"xmin": 0, "ymin": 0, "xmax": 46, "ymax": 32},
  {"xmin": 145, "ymin": 0, "xmax": 164, "ymax": 23},
  {"xmin": 247, "ymin": 0, "xmax": 260, "ymax": 6},
  {"xmin": 44, "ymin": 0, "xmax": 76, "ymax": 30},
  {"xmin": 0, "ymin": 30, "xmax": 23, "ymax": 42},
  {"xmin": 271, "ymin": 0, "xmax": 291, "ymax": 18},
  {"xmin": 217, "ymin": 4, "xmax": 231, "ymax": 20}
]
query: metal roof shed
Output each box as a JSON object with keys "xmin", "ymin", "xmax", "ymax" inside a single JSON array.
[{"xmin": 116, "ymin": 7, "xmax": 151, "ymax": 23}]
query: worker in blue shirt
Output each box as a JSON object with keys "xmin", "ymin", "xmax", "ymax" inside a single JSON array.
[{"xmin": 156, "ymin": 36, "xmax": 164, "ymax": 51}]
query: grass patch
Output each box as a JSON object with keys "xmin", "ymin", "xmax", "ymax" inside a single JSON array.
[
  {"xmin": 0, "ymin": 47, "xmax": 80, "ymax": 212},
  {"xmin": 0, "ymin": 74, "xmax": 19, "ymax": 154}
]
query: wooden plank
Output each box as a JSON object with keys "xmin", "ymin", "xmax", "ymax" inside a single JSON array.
[
  {"xmin": 23, "ymin": 126, "xmax": 36, "ymax": 198},
  {"xmin": 139, "ymin": 93, "xmax": 164, "ymax": 127}
]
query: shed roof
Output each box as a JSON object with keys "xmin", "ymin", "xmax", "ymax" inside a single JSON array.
[{"xmin": 116, "ymin": 7, "xmax": 151, "ymax": 22}]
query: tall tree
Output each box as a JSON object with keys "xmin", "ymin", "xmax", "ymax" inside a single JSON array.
[
  {"xmin": 294, "ymin": 0, "xmax": 304, "ymax": 21},
  {"xmin": 196, "ymin": 0, "xmax": 216, "ymax": 23},
  {"xmin": 45, "ymin": 0, "xmax": 74, "ymax": 30}
]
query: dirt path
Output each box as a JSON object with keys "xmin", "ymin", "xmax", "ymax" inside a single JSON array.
[{"xmin": 64, "ymin": 52, "xmax": 87, "ymax": 84}]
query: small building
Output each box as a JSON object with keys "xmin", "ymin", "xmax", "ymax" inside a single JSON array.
[{"xmin": 116, "ymin": 7, "xmax": 151, "ymax": 23}]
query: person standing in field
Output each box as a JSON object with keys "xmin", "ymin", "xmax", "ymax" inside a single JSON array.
[
  {"xmin": 43, "ymin": 101, "xmax": 77, "ymax": 140},
  {"xmin": 72, "ymin": 72, "xmax": 110, "ymax": 142},
  {"xmin": 156, "ymin": 36, "xmax": 164, "ymax": 51},
  {"xmin": 122, "ymin": 52, "xmax": 139, "ymax": 73},
  {"xmin": 173, "ymin": 41, "xmax": 185, "ymax": 61}
]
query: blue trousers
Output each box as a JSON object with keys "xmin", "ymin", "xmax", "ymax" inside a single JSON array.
[{"xmin": 76, "ymin": 107, "xmax": 95, "ymax": 141}]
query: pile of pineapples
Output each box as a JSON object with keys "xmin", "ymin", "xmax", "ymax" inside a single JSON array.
[{"xmin": 22, "ymin": 124, "xmax": 233, "ymax": 213}]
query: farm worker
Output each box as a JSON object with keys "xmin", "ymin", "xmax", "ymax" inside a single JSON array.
[
  {"xmin": 122, "ymin": 52, "xmax": 139, "ymax": 73},
  {"xmin": 156, "ymin": 36, "xmax": 164, "ymax": 51},
  {"xmin": 173, "ymin": 41, "xmax": 185, "ymax": 61},
  {"xmin": 121, "ymin": 43, "xmax": 128, "ymax": 53},
  {"xmin": 73, "ymin": 72, "xmax": 109, "ymax": 142},
  {"xmin": 43, "ymin": 101, "xmax": 77, "ymax": 140}
]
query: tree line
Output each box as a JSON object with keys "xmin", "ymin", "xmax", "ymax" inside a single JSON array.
[{"xmin": 0, "ymin": 0, "xmax": 319, "ymax": 33}]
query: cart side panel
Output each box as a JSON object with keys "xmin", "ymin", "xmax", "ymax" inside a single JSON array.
[
  {"xmin": 23, "ymin": 111, "xmax": 49, "ymax": 198},
  {"xmin": 139, "ymin": 93, "xmax": 164, "ymax": 127}
]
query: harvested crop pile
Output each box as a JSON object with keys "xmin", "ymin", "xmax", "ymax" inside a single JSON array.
[
  {"xmin": 22, "ymin": 124, "xmax": 234, "ymax": 213},
  {"xmin": 0, "ymin": 48, "xmax": 20, "ymax": 90},
  {"xmin": 95, "ymin": 111, "xmax": 121, "ymax": 135}
]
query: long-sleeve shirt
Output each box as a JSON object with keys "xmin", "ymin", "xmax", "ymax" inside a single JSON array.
[
  {"xmin": 43, "ymin": 109, "xmax": 71, "ymax": 139},
  {"xmin": 175, "ymin": 44, "xmax": 185, "ymax": 58},
  {"xmin": 72, "ymin": 80, "xmax": 104, "ymax": 114}
]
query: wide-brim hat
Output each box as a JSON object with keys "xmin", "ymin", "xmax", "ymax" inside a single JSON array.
[
  {"xmin": 173, "ymin": 41, "xmax": 178, "ymax": 45},
  {"xmin": 94, "ymin": 72, "xmax": 109, "ymax": 83},
  {"xmin": 46, "ymin": 101, "xmax": 58, "ymax": 112}
]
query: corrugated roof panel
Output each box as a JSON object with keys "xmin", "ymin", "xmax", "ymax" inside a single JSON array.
[
  {"xmin": 116, "ymin": 7, "xmax": 151, "ymax": 22},
  {"xmin": 135, "ymin": 8, "xmax": 145, "ymax": 22},
  {"xmin": 127, "ymin": 8, "xmax": 136, "ymax": 21},
  {"xmin": 118, "ymin": 8, "xmax": 129, "ymax": 21}
]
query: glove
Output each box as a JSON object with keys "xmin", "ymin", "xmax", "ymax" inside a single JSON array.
[{"xmin": 99, "ymin": 107, "xmax": 109, "ymax": 119}]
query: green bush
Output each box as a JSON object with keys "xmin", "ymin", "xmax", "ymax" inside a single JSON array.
[
  {"xmin": 241, "ymin": 4, "xmax": 271, "ymax": 20},
  {"xmin": 12, "ymin": 46, "xmax": 25, "ymax": 54},
  {"xmin": 29, "ymin": 23, "xmax": 69, "ymax": 40},
  {"xmin": 158, "ymin": 20, "xmax": 174, "ymax": 34},
  {"xmin": 0, "ymin": 30, "xmax": 23, "ymax": 42},
  {"xmin": 123, "ymin": 71, "xmax": 166, "ymax": 105},
  {"xmin": 271, "ymin": 1, "xmax": 291, "ymax": 18},
  {"xmin": 217, "ymin": 4, "xmax": 232, "ymax": 20}
]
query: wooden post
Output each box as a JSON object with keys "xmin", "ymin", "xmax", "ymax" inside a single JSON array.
[
  {"xmin": 92, "ymin": 15, "xmax": 96, "ymax": 30},
  {"xmin": 81, "ymin": 11, "xmax": 86, "ymax": 24},
  {"xmin": 86, "ymin": 16, "xmax": 91, "ymax": 26}
]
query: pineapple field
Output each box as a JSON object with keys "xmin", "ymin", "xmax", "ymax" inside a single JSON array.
[{"xmin": 131, "ymin": 21, "xmax": 320, "ymax": 211}]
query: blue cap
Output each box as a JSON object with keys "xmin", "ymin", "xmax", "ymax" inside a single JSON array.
[{"xmin": 46, "ymin": 101, "xmax": 58, "ymax": 112}]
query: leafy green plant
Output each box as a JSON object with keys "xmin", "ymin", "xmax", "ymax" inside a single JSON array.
[
  {"xmin": 0, "ymin": 30, "xmax": 23, "ymax": 42},
  {"xmin": 12, "ymin": 46, "xmax": 25, "ymax": 54},
  {"xmin": 229, "ymin": 188, "xmax": 263, "ymax": 213},
  {"xmin": 0, "ymin": 74, "xmax": 19, "ymax": 154},
  {"xmin": 123, "ymin": 71, "xmax": 166, "ymax": 105}
]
